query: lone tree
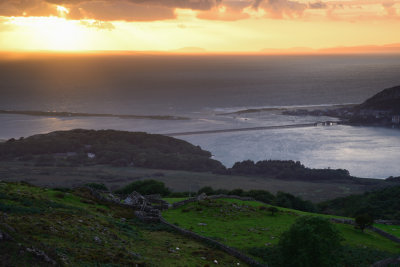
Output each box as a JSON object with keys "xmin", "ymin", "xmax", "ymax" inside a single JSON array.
[
  {"xmin": 279, "ymin": 216, "xmax": 343, "ymax": 267},
  {"xmin": 355, "ymin": 214, "xmax": 374, "ymax": 232},
  {"xmin": 267, "ymin": 206, "xmax": 279, "ymax": 216}
]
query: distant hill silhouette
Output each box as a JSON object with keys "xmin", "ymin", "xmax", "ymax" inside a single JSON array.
[
  {"xmin": 260, "ymin": 44, "xmax": 400, "ymax": 54},
  {"xmin": 357, "ymin": 85, "xmax": 400, "ymax": 113},
  {"xmin": 0, "ymin": 129, "xmax": 225, "ymax": 172}
]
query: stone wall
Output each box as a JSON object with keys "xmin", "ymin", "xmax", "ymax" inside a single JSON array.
[
  {"xmin": 370, "ymin": 227, "xmax": 400, "ymax": 244},
  {"xmin": 160, "ymin": 218, "xmax": 267, "ymax": 267},
  {"xmin": 172, "ymin": 195, "xmax": 255, "ymax": 208},
  {"xmin": 375, "ymin": 219, "xmax": 400, "ymax": 225},
  {"xmin": 372, "ymin": 256, "xmax": 400, "ymax": 267},
  {"xmin": 329, "ymin": 218, "xmax": 400, "ymax": 244}
]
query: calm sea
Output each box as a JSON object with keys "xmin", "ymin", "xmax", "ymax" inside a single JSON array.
[{"xmin": 1, "ymin": 54, "xmax": 400, "ymax": 178}]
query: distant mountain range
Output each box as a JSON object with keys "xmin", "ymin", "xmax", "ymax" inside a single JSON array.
[{"xmin": 261, "ymin": 44, "xmax": 400, "ymax": 54}]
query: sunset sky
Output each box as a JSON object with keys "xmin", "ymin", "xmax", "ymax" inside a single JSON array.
[{"xmin": 0, "ymin": 0, "xmax": 399, "ymax": 52}]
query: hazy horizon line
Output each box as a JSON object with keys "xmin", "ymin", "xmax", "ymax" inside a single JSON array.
[{"xmin": 1, "ymin": 43, "xmax": 400, "ymax": 57}]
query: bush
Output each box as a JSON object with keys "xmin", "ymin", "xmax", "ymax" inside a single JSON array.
[
  {"xmin": 278, "ymin": 216, "xmax": 343, "ymax": 267},
  {"xmin": 53, "ymin": 187, "xmax": 72, "ymax": 193},
  {"xmin": 197, "ymin": 186, "xmax": 215, "ymax": 195},
  {"xmin": 84, "ymin": 183, "xmax": 108, "ymax": 191},
  {"xmin": 355, "ymin": 214, "xmax": 374, "ymax": 232},
  {"xmin": 275, "ymin": 191, "xmax": 316, "ymax": 212},
  {"xmin": 227, "ymin": 159, "xmax": 351, "ymax": 182},
  {"xmin": 267, "ymin": 206, "xmax": 279, "ymax": 216},
  {"xmin": 54, "ymin": 192, "xmax": 65, "ymax": 199},
  {"xmin": 245, "ymin": 190, "xmax": 275, "ymax": 204},
  {"xmin": 115, "ymin": 180, "xmax": 171, "ymax": 196},
  {"xmin": 228, "ymin": 188, "xmax": 244, "ymax": 196}
]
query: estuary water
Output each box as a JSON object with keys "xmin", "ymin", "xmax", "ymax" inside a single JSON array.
[{"xmin": 1, "ymin": 54, "xmax": 400, "ymax": 178}]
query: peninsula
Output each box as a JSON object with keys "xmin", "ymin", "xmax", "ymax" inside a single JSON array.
[{"xmin": 284, "ymin": 85, "xmax": 400, "ymax": 127}]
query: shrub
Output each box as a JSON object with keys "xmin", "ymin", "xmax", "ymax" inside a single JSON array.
[
  {"xmin": 275, "ymin": 191, "xmax": 316, "ymax": 212},
  {"xmin": 197, "ymin": 186, "xmax": 215, "ymax": 195},
  {"xmin": 355, "ymin": 214, "xmax": 374, "ymax": 232},
  {"xmin": 228, "ymin": 189, "xmax": 244, "ymax": 196},
  {"xmin": 115, "ymin": 180, "xmax": 171, "ymax": 196},
  {"xmin": 278, "ymin": 216, "xmax": 343, "ymax": 267},
  {"xmin": 267, "ymin": 206, "xmax": 279, "ymax": 216},
  {"xmin": 245, "ymin": 190, "xmax": 275, "ymax": 204},
  {"xmin": 84, "ymin": 183, "xmax": 108, "ymax": 191},
  {"xmin": 54, "ymin": 192, "xmax": 65, "ymax": 199}
]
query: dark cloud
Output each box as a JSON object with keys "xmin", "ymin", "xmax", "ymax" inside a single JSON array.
[
  {"xmin": 1, "ymin": 0, "xmax": 391, "ymax": 22},
  {"xmin": 197, "ymin": 0, "xmax": 251, "ymax": 21},
  {"xmin": 68, "ymin": 1, "xmax": 176, "ymax": 22},
  {"xmin": 0, "ymin": 0, "xmax": 223, "ymax": 21},
  {"xmin": 252, "ymin": 0, "xmax": 263, "ymax": 9},
  {"xmin": 382, "ymin": 2, "xmax": 398, "ymax": 18},
  {"xmin": 0, "ymin": 0, "xmax": 57, "ymax": 17},
  {"xmin": 127, "ymin": 0, "xmax": 222, "ymax": 10},
  {"xmin": 45, "ymin": 0, "xmax": 222, "ymax": 11},
  {"xmin": 255, "ymin": 0, "xmax": 307, "ymax": 19},
  {"xmin": 308, "ymin": 1, "xmax": 327, "ymax": 9}
]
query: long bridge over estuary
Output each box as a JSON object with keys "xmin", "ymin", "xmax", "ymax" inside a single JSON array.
[{"xmin": 165, "ymin": 121, "xmax": 340, "ymax": 137}]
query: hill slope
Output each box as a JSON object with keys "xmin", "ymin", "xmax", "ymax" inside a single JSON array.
[
  {"xmin": 0, "ymin": 182, "xmax": 247, "ymax": 266},
  {"xmin": 358, "ymin": 85, "xmax": 400, "ymax": 113},
  {"xmin": 163, "ymin": 198, "xmax": 400, "ymax": 266},
  {"xmin": 0, "ymin": 129, "xmax": 225, "ymax": 172},
  {"xmin": 318, "ymin": 186, "xmax": 400, "ymax": 220},
  {"xmin": 283, "ymin": 85, "xmax": 400, "ymax": 126}
]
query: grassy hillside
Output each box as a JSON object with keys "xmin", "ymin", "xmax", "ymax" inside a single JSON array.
[
  {"xmin": 163, "ymin": 198, "xmax": 400, "ymax": 266},
  {"xmin": 0, "ymin": 182, "xmax": 247, "ymax": 266},
  {"xmin": 318, "ymin": 186, "xmax": 400, "ymax": 220}
]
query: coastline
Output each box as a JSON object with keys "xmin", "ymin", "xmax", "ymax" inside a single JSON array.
[
  {"xmin": 0, "ymin": 109, "xmax": 190, "ymax": 121},
  {"xmin": 217, "ymin": 103, "xmax": 357, "ymax": 116}
]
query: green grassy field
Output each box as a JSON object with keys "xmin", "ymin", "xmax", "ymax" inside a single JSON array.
[
  {"xmin": 0, "ymin": 182, "xmax": 247, "ymax": 267},
  {"xmin": 375, "ymin": 224, "xmax": 400, "ymax": 238},
  {"xmin": 163, "ymin": 198, "xmax": 400, "ymax": 266},
  {"xmin": 163, "ymin": 197, "xmax": 188, "ymax": 204}
]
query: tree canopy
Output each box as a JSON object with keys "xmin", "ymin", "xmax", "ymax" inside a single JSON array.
[{"xmin": 279, "ymin": 216, "xmax": 343, "ymax": 267}]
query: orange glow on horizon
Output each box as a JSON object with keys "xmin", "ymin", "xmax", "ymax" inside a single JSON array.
[
  {"xmin": 0, "ymin": 3, "xmax": 399, "ymax": 53},
  {"xmin": 7, "ymin": 17, "xmax": 88, "ymax": 51}
]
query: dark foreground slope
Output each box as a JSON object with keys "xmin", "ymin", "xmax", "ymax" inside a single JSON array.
[
  {"xmin": 0, "ymin": 182, "xmax": 247, "ymax": 266},
  {"xmin": 0, "ymin": 129, "xmax": 225, "ymax": 172}
]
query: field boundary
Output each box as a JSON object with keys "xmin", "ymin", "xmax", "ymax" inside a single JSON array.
[
  {"xmin": 159, "ymin": 218, "xmax": 267, "ymax": 267},
  {"xmin": 329, "ymin": 218, "xmax": 400, "ymax": 244},
  {"xmin": 172, "ymin": 197, "xmax": 400, "ymax": 245},
  {"xmin": 172, "ymin": 195, "xmax": 255, "ymax": 208}
]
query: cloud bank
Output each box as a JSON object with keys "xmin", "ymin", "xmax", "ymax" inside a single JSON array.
[{"xmin": 0, "ymin": 0, "xmax": 398, "ymax": 22}]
